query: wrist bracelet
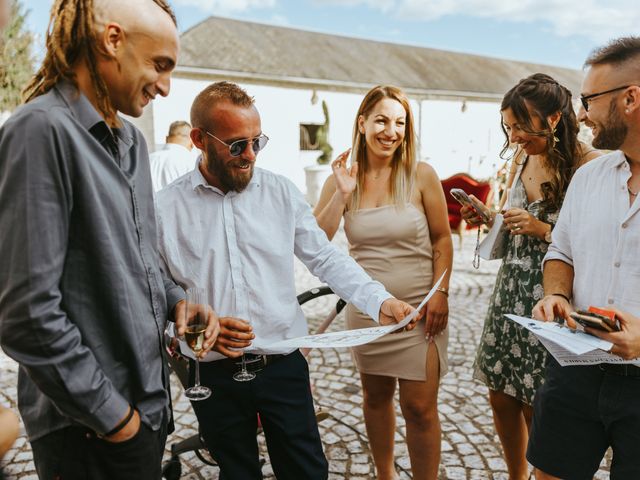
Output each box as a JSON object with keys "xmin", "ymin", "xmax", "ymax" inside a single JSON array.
[
  {"xmin": 436, "ymin": 287, "xmax": 449, "ymax": 297},
  {"xmin": 550, "ymin": 293, "xmax": 571, "ymax": 303},
  {"xmin": 101, "ymin": 406, "xmax": 134, "ymax": 438}
]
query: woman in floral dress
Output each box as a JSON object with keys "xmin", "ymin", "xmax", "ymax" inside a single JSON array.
[{"xmin": 462, "ymin": 73, "xmax": 601, "ymax": 480}]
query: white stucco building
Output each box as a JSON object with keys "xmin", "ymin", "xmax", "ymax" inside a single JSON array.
[{"xmin": 142, "ymin": 16, "xmax": 583, "ymax": 193}]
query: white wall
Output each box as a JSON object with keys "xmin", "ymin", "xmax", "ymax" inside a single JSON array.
[
  {"xmin": 153, "ymin": 78, "xmax": 505, "ymax": 192},
  {"xmin": 419, "ymin": 99, "xmax": 505, "ymax": 181}
]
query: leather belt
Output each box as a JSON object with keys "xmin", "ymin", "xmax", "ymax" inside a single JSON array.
[
  {"xmin": 598, "ymin": 363, "xmax": 640, "ymax": 377},
  {"xmin": 216, "ymin": 353, "xmax": 287, "ymax": 373}
]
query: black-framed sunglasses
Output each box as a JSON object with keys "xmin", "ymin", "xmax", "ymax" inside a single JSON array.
[
  {"xmin": 204, "ymin": 131, "xmax": 269, "ymax": 157},
  {"xmin": 580, "ymin": 85, "xmax": 635, "ymax": 112}
]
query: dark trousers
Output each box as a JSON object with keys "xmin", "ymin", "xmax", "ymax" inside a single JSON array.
[
  {"xmin": 528, "ymin": 358, "xmax": 640, "ymax": 479},
  {"xmin": 30, "ymin": 420, "xmax": 167, "ymax": 480},
  {"xmin": 192, "ymin": 350, "xmax": 328, "ymax": 480}
]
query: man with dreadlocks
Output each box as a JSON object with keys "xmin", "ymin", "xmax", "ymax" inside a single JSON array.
[{"xmin": 0, "ymin": 1, "xmax": 215, "ymax": 479}]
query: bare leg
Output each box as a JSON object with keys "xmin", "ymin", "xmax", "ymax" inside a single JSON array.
[
  {"xmin": 488, "ymin": 389, "xmax": 530, "ymax": 480},
  {"xmin": 535, "ymin": 470, "xmax": 562, "ymax": 480},
  {"xmin": 0, "ymin": 406, "xmax": 19, "ymax": 459},
  {"xmin": 361, "ymin": 373, "xmax": 398, "ymax": 480},
  {"xmin": 398, "ymin": 344, "xmax": 441, "ymax": 480}
]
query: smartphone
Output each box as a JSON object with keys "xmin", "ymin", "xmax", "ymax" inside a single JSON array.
[
  {"xmin": 569, "ymin": 310, "xmax": 619, "ymax": 332},
  {"xmin": 450, "ymin": 188, "xmax": 491, "ymax": 223}
]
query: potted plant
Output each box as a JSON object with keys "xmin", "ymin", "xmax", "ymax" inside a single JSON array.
[{"xmin": 304, "ymin": 100, "xmax": 334, "ymax": 205}]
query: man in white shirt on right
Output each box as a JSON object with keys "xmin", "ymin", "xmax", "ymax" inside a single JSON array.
[
  {"xmin": 150, "ymin": 120, "xmax": 194, "ymax": 192},
  {"xmin": 530, "ymin": 36, "xmax": 640, "ymax": 480}
]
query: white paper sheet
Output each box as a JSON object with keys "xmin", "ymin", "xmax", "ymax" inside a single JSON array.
[
  {"xmin": 169, "ymin": 272, "xmax": 446, "ymax": 360},
  {"xmin": 264, "ymin": 272, "xmax": 446, "ymax": 350},
  {"xmin": 478, "ymin": 213, "xmax": 505, "ymax": 260},
  {"xmin": 506, "ymin": 314, "xmax": 640, "ymax": 366}
]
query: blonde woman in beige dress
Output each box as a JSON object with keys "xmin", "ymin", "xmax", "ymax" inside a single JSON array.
[{"xmin": 314, "ymin": 85, "xmax": 453, "ymax": 480}]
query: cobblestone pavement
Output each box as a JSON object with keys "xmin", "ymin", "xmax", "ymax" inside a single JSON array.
[{"xmin": 1, "ymin": 232, "xmax": 611, "ymax": 479}]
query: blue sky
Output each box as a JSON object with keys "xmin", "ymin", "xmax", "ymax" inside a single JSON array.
[{"xmin": 23, "ymin": 0, "xmax": 635, "ymax": 69}]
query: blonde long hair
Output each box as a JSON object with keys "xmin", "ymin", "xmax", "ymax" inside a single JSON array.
[{"xmin": 349, "ymin": 85, "xmax": 417, "ymax": 211}]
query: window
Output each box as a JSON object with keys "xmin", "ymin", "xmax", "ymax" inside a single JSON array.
[{"xmin": 300, "ymin": 124, "xmax": 322, "ymax": 150}]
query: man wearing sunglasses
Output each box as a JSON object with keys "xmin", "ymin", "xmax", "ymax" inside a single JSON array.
[
  {"xmin": 155, "ymin": 81, "xmax": 419, "ymax": 479},
  {"xmin": 530, "ymin": 36, "xmax": 640, "ymax": 480}
]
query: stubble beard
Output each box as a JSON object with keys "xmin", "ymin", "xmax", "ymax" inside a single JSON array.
[
  {"xmin": 205, "ymin": 145, "xmax": 253, "ymax": 193},
  {"xmin": 592, "ymin": 100, "xmax": 628, "ymax": 150}
]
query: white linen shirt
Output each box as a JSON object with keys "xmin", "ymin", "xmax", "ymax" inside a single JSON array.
[
  {"xmin": 156, "ymin": 164, "xmax": 392, "ymax": 359},
  {"xmin": 544, "ymin": 151, "xmax": 640, "ymax": 316},
  {"xmin": 149, "ymin": 143, "xmax": 195, "ymax": 192}
]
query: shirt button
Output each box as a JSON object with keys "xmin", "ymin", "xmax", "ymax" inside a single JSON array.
[
  {"xmin": 614, "ymin": 262, "xmax": 621, "ymax": 267},
  {"xmin": 608, "ymin": 298, "xmax": 614, "ymax": 304},
  {"xmin": 622, "ymin": 223, "xmax": 628, "ymax": 229}
]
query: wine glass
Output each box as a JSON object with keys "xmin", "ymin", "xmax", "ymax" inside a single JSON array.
[
  {"xmin": 183, "ymin": 287, "xmax": 212, "ymax": 401},
  {"xmin": 232, "ymin": 328, "xmax": 256, "ymax": 382},
  {"xmin": 506, "ymin": 186, "xmax": 526, "ymax": 266}
]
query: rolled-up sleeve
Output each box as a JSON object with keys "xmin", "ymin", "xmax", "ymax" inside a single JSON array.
[
  {"xmin": 290, "ymin": 186, "xmax": 391, "ymax": 322},
  {"xmin": 542, "ymin": 176, "xmax": 576, "ymax": 269},
  {"xmin": 0, "ymin": 113, "xmax": 129, "ymax": 435}
]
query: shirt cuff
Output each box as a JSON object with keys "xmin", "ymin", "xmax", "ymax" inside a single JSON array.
[
  {"xmin": 89, "ymin": 391, "xmax": 131, "ymax": 436},
  {"xmin": 166, "ymin": 284, "xmax": 186, "ymax": 322},
  {"xmin": 542, "ymin": 250, "xmax": 574, "ymax": 270},
  {"xmin": 365, "ymin": 290, "xmax": 393, "ymax": 323}
]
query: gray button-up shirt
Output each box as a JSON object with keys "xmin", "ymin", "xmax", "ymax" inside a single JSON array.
[{"xmin": 0, "ymin": 82, "xmax": 184, "ymax": 441}]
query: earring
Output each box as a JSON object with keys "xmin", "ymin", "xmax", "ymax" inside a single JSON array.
[
  {"xmin": 551, "ymin": 126, "xmax": 559, "ymax": 148},
  {"xmin": 625, "ymin": 109, "xmax": 630, "ymax": 114}
]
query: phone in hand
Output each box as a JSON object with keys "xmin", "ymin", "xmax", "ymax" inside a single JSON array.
[
  {"xmin": 569, "ymin": 309, "xmax": 619, "ymax": 332},
  {"xmin": 450, "ymin": 188, "xmax": 491, "ymax": 223}
]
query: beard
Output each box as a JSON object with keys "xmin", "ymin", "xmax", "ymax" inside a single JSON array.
[
  {"xmin": 592, "ymin": 100, "xmax": 628, "ymax": 150},
  {"xmin": 204, "ymin": 144, "xmax": 254, "ymax": 192}
]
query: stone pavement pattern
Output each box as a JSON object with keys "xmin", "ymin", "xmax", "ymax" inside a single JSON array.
[{"xmin": 1, "ymin": 232, "xmax": 612, "ymax": 479}]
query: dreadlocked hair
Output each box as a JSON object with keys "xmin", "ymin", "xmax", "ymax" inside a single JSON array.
[
  {"xmin": 499, "ymin": 73, "xmax": 581, "ymax": 214},
  {"xmin": 22, "ymin": 0, "xmax": 176, "ymax": 125}
]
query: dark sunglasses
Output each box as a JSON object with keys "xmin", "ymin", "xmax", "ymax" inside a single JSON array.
[
  {"xmin": 580, "ymin": 85, "xmax": 634, "ymax": 112},
  {"xmin": 204, "ymin": 131, "xmax": 269, "ymax": 157}
]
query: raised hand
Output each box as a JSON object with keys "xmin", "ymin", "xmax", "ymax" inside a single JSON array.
[{"xmin": 331, "ymin": 149, "xmax": 357, "ymax": 202}]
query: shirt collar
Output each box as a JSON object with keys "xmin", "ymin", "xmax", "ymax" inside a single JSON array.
[
  {"xmin": 612, "ymin": 150, "xmax": 631, "ymax": 170},
  {"xmin": 54, "ymin": 80, "xmax": 133, "ymax": 147},
  {"xmin": 163, "ymin": 143, "xmax": 191, "ymax": 154},
  {"xmin": 55, "ymin": 80, "xmax": 104, "ymax": 131},
  {"xmin": 190, "ymin": 155, "xmax": 261, "ymax": 195}
]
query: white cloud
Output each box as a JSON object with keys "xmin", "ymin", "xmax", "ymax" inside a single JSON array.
[
  {"xmin": 173, "ymin": 0, "xmax": 276, "ymax": 13},
  {"xmin": 312, "ymin": 0, "xmax": 639, "ymax": 42}
]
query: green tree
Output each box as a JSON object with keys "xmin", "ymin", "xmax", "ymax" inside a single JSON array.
[{"xmin": 0, "ymin": 0, "xmax": 35, "ymax": 111}]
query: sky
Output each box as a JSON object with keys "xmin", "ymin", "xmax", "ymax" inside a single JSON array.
[{"xmin": 22, "ymin": 0, "xmax": 637, "ymax": 70}]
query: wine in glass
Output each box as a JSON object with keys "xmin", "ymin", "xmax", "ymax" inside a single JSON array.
[
  {"xmin": 232, "ymin": 316, "xmax": 256, "ymax": 382},
  {"xmin": 506, "ymin": 186, "xmax": 526, "ymax": 266},
  {"xmin": 183, "ymin": 287, "xmax": 212, "ymax": 401}
]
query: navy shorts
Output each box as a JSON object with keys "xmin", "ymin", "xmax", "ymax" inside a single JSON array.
[{"xmin": 527, "ymin": 357, "xmax": 640, "ymax": 479}]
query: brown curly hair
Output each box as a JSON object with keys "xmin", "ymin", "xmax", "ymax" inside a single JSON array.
[{"xmin": 500, "ymin": 73, "xmax": 582, "ymax": 213}]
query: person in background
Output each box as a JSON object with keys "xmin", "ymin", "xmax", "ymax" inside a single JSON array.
[
  {"xmin": 530, "ymin": 36, "xmax": 640, "ymax": 480},
  {"xmin": 461, "ymin": 73, "xmax": 601, "ymax": 480},
  {"xmin": 314, "ymin": 85, "xmax": 453, "ymax": 480},
  {"xmin": 150, "ymin": 120, "xmax": 194, "ymax": 192}
]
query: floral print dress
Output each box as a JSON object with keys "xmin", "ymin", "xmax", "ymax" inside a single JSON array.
[{"xmin": 473, "ymin": 176, "xmax": 558, "ymax": 405}]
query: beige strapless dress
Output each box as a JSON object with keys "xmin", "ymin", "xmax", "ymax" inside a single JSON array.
[{"xmin": 344, "ymin": 203, "xmax": 449, "ymax": 381}]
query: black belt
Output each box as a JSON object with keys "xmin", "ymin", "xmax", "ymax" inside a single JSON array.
[
  {"xmin": 216, "ymin": 353, "xmax": 287, "ymax": 373},
  {"xmin": 598, "ymin": 363, "xmax": 640, "ymax": 377}
]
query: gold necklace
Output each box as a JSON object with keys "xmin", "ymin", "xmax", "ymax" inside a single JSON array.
[{"xmin": 629, "ymin": 187, "xmax": 639, "ymax": 197}]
